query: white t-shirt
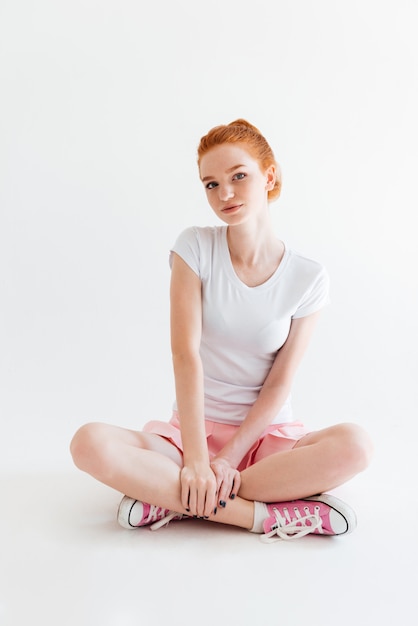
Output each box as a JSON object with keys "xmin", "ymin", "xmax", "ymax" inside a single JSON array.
[{"xmin": 170, "ymin": 225, "xmax": 329, "ymax": 425}]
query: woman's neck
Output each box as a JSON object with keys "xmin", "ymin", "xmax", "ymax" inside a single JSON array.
[
  {"xmin": 226, "ymin": 220, "xmax": 285, "ymax": 287},
  {"xmin": 226, "ymin": 219, "xmax": 282, "ymax": 267}
]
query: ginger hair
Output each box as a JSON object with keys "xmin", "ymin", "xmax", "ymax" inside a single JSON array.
[{"xmin": 197, "ymin": 119, "xmax": 281, "ymax": 201}]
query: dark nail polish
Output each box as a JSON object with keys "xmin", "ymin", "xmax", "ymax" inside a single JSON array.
[
  {"xmin": 185, "ymin": 508, "xmax": 190, "ymax": 512},
  {"xmin": 193, "ymin": 515, "xmax": 198, "ymax": 518},
  {"xmin": 214, "ymin": 507, "xmax": 217, "ymax": 515},
  {"xmin": 230, "ymin": 494, "xmax": 236, "ymax": 500},
  {"xmin": 219, "ymin": 500, "xmax": 226, "ymax": 508},
  {"xmin": 203, "ymin": 516, "xmax": 209, "ymax": 519}
]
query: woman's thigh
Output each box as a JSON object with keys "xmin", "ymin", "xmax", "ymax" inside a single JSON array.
[
  {"xmin": 71, "ymin": 422, "xmax": 184, "ymax": 467},
  {"xmin": 293, "ymin": 422, "xmax": 372, "ymax": 456}
]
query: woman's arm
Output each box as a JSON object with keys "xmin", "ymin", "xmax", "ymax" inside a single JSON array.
[
  {"xmin": 170, "ymin": 252, "xmax": 217, "ymax": 516},
  {"xmin": 211, "ymin": 312, "xmax": 322, "ymax": 502}
]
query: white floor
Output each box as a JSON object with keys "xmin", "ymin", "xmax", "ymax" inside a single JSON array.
[{"xmin": 1, "ymin": 429, "xmax": 415, "ymax": 626}]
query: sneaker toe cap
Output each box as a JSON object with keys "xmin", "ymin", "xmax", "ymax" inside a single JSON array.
[
  {"xmin": 117, "ymin": 497, "xmax": 143, "ymax": 528},
  {"xmin": 328, "ymin": 508, "xmax": 349, "ymax": 535}
]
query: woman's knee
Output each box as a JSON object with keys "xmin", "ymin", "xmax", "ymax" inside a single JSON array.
[
  {"xmin": 333, "ymin": 422, "xmax": 374, "ymax": 473},
  {"xmin": 70, "ymin": 422, "xmax": 112, "ymax": 475},
  {"xmin": 300, "ymin": 422, "xmax": 373, "ymax": 475}
]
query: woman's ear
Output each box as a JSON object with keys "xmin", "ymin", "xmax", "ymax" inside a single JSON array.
[{"xmin": 266, "ymin": 164, "xmax": 276, "ymax": 190}]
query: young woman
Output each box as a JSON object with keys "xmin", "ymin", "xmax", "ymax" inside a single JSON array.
[{"xmin": 70, "ymin": 119, "xmax": 372, "ymax": 541}]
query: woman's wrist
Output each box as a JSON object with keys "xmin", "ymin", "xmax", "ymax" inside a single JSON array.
[
  {"xmin": 212, "ymin": 452, "xmax": 238, "ymax": 470},
  {"xmin": 182, "ymin": 434, "xmax": 210, "ymax": 466},
  {"xmin": 183, "ymin": 453, "xmax": 210, "ymax": 468}
]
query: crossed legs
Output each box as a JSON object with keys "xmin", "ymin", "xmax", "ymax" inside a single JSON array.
[{"xmin": 70, "ymin": 422, "xmax": 372, "ymax": 531}]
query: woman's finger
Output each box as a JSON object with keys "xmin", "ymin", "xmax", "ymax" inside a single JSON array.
[
  {"xmin": 218, "ymin": 476, "xmax": 232, "ymax": 507},
  {"xmin": 180, "ymin": 471, "xmax": 189, "ymax": 512},
  {"xmin": 230, "ymin": 472, "xmax": 241, "ymax": 498}
]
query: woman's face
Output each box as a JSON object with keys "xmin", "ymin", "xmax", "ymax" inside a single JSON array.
[{"xmin": 199, "ymin": 143, "xmax": 275, "ymax": 225}]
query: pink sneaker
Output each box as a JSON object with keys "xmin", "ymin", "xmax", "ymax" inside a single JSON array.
[
  {"xmin": 261, "ymin": 494, "xmax": 357, "ymax": 542},
  {"xmin": 117, "ymin": 496, "xmax": 186, "ymax": 531}
]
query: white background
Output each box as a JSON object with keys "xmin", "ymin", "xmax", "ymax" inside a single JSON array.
[
  {"xmin": 1, "ymin": 2, "xmax": 417, "ymax": 625},
  {"xmin": 1, "ymin": 0, "xmax": 417, "ymax": 471}
]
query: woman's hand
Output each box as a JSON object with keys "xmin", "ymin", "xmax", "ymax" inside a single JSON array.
[
  {"xmin": 180, "ymin": 462, "xmax": 217, "ymax": 518},
  {"xmin": 210, "ymin": 457, "xmax": 241, "ymax": 509}
]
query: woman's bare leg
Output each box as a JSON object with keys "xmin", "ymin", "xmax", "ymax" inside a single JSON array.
[
  {"xmin": 70, "ymin": 422, "xmax": 255, "ymax": 529},
  {"xmin": 206, "ymin": 422, "xmax": 373, "ymax": 530},
  {"xmin": 238, "ymin": 423, "xmax": 373, "ymax": 503},
  {"xmin": 70, "ymin": 422, "xmax": 372, "ymax": 532},
  {"xmin": 70, "ymin": 422, "xmax": 186, "ymax": 510}
]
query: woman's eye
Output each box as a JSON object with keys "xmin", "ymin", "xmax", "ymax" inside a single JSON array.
[
  {"xmin": 233, "ymin": 172, "xmax": 246, "ymax": 181},
  {"xmin": 205, "ymin": 181, "xmax": 218, "ymax": 190}
]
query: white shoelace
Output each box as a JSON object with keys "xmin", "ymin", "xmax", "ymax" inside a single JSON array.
[
  {"xmin": 260, "ymin": 505, "xmax": 323, "ymax": 542},
  {"xmin": 150, "ymin": 511, "xmax": 183, "ymax": 531}
]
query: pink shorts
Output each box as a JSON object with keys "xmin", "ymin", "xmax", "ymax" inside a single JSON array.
[{"xmin": 143, "ymin": 412, "xmax": 310, "ymax": 472}]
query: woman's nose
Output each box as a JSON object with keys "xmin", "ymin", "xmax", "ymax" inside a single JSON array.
[{"xmin": 218, "ymin": 184, "xmax": 234, "ymax": 201}]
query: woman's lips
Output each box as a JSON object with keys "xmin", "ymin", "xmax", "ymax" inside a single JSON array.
[{"xmin": 222, "ymin": 204, "xmax": 242, "ymax": 214}]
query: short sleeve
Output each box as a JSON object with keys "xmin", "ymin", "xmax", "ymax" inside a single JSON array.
[
  {"xmin": 169, "ymin": 227, "xmax": 201, "ymax": 277},
  {"xmin": 292, "ymin": 266, "xmax": 330, "ymax": 319}
]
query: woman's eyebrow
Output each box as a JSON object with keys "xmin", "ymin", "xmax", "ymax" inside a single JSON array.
[{"xmin": 201, "ymin": 164, "xmax": 246, "ymax": 182}]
